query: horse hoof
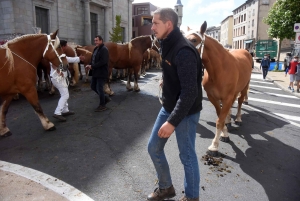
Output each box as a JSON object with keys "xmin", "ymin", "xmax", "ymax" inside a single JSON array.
[
  {"xmin": 127, "ymin": 88, "xmax": 133, "ymax": 91},
  {"xmin": 47, "ymin": 126, "xmax": 56, "ymax": 131},
  {"xmin": 1, "ymin": 131, "xmax": 12, "ymax": 138},
  {"xmin": 235, "ymin": 121, "xmax": 242, "ymax": 126},
  {"xmin": 243, "ymin": 101, "xmax": 248, "ymax": 105},
  {"xmin": 206, "ymin": 150, "xmax": 219, "ymax": 157},
  {"xmin": 134, "ymin": 89, "xmax": 140, "ymax": 92},
  {"xmin": 220, "ymin": 136, "xmax": 230, "ymax": 143},
  {"xmin": 225, "ymin": 123, "xmax": 232, "ymax": 128}
]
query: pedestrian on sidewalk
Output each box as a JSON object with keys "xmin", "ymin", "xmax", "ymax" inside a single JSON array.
[
  {"xmin": 287, "ymin": 56, "xmax": 299, "ymax": 92},
  {"xmin": 295, "ymin": 62, "xmax": 300, "ymax": 93},
  {"xmin": 147, "ymin": 8, "xmax": 202, "ymax": 201},
  {"xmin": 260, "ymin": 54, "xmax": 270, "ymax": 80},
  {"xmin": 51, "ymin": 40, "xmax": 85, "ymax": 121},
  {"xmin": 284, "ymin": 52, "xmax": 292, "ymax": 73},
  {"xmin": 85, "ymin": 35, "xmax": 111, "ymax": 112}
]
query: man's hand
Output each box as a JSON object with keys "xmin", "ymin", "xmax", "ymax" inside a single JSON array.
[
  {"xmin": 158, "ymin": 122, "xmax": 175, "ymax": 138},
  {"xmin": 85, "ymin": 65, "xmax": 92, "ymax": 70},
  {"xmin": 79, "ymin": 55, "xmax": 85, "ymax": 62}
]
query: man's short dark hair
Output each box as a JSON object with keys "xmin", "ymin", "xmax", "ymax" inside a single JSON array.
[
  {"xmin": 95, "ymin": 35, "xmax": 103, "ymax": 41},
  {"xmin": 152, "ymin": 8, "xmax": 178, "ymax": 28},
  {"xmin": 60, "ymin": 40, "xmax": 67, "ymax": 47}
]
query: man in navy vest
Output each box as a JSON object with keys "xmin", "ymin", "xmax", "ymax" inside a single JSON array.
[{"xmin": 147, "ymin": 8, "xmax": 203, "ymax": 201}]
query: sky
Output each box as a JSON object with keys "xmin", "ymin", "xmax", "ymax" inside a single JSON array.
[{"xmin": 133, "ymin": 0, "xmax": 246, "ymax": 32}]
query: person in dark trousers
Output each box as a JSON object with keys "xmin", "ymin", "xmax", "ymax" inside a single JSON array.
[
  {"xmin": 85, "ymin": 35, "xmax": 110, "ymax": 112},
  {"xmin": 147, "ymin": 8, "xmax": 203, "ymax": 201},
  {"xmin": 260, "ymin": 54, "xmax": 270, "ymax": 80}
]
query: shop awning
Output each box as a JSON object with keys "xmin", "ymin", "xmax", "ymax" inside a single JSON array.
[{"xmin": 244, "ymin": 40, "xmax": 253, "ymax": 43}]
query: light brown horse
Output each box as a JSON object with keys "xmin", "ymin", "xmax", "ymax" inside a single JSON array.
[
  {"xmin": 61, "ymin": 45, "xmax": 79, "ymax": 86},
  {"xmin": 74, "ymin": 47, "xmax": 92, "ymax": 83},
  {"xmin": 0, "ymin": 30, "xmax": 68, "ymax": 137},
  {"xmin": 185, "ymin": 22, "xmax": 252, "ymax": 156},
  {"xmin": 105, "ymin": 35, "xmax": 155, "ymax": 94}
]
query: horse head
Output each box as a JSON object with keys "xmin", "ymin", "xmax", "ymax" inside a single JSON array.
[
  {"xmin": 43, "ymin": 30, "xmax": 68, "ymax": 71},
  {"xmin": 185, "ymin": 21, "xmax": 211, "ymax": 65}
]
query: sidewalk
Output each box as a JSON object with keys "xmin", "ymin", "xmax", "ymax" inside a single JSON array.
[{"xmin": 253, "ymin": 61, "xmax": 300, "ymax": 98}]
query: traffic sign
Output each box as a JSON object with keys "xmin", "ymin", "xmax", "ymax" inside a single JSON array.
[
  {"xmin": 295, "ymin": 32, "xmax": 300, "ymax": 44},
  {"xmin": 294, "ymin": 23, "xmax": 300, "ymax": 32}
]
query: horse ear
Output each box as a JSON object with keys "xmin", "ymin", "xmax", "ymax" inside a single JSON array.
[
  {"xmin": 200, "ymin": 21, "xmax": 207, "ymax": 35},
  {"xmin": 50, "ymin": 29, "xmax": 59, "ymax": 39}
]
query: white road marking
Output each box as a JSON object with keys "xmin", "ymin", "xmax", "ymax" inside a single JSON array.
[
  {"xmin": 248, "ymin": 90, "xmax": 299, "ymax": 99},
  {"xmin": 241, "ymin": 104, "xmax": 300, "ymax": 128},
  {"xmin": 248, "ymin": 97, "xmax": 300, "ymax": 108},
  {"xmin": 0, "ymin": 160, "xmax": 94, "ymax": 201},
  {"xmin": 250, "ymin": 84, "xmax": 282, "ymax": 90},
  {"xmin": 273, "ymin": 113, "xmax": 300, "ymax": 122},
  {"xmin": 250, "ymin": 80, "xmax": 274, "ymax": 85}
]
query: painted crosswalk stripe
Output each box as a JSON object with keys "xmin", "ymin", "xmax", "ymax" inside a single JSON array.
[
  {"xmin": 250, "ymin": 84, "xmax": 282, "ymax": 90},
  {"xmin": 250, "ymin": 80, "xmax": 273, "ymax": 85},
  {"xmin": 248, "ymin": 97, "xmax": 300, "ymax": 108},
  {"xmin": 274, "ymin": 113, "xmax": 300, "ymax": 122},
  {"xmin": 248, "ymin": 90, "xmax": 299, "ymax": 99},
  {"xmin": 242, "ymin": 104, "xmax": 300, "ymax": 128}
]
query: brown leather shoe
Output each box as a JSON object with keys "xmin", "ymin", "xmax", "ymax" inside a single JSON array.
[
  {"xmin": 53, "ymin": 114, "xmax": 66, "ymax": 122},
  {"xmin": 62, "ymin": 111, "xmax": 75, "ymax": 116},
  {"xmin": 94, "ymin": 105, "xmax": 107, "ymax": 112},
  {"xmin": 147, "ymin": 185, "xmax": 176, "ymax": 201},
  {"xmin": 179, "ymin": 196, "xmax": 199, "ymax": 201}
]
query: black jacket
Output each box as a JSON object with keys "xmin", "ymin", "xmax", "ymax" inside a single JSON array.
[
  {"xmin": 90, "ymin": 44, "xmax": 109, "ymax": 79},
  {"xmin": 160, "ymin": 27, "xmax": 203, "ymax": 127}
]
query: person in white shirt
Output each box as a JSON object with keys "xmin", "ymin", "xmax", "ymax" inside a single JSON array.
[{"xmin": 51, "ymin": 40, "xmax": 85, "ymax": 121}]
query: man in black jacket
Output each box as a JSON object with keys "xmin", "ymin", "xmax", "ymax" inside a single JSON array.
[
  {"xmin": 147, "ymin": 8, "xmax": 202, "ymax": 201},
  {"xmin": 85, "ymin": 35, "xmax": 110, "ymax": 112}
]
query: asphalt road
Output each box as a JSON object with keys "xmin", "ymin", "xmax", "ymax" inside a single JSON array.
[{"xmin": 1, "ymin": 68, "xmax": 300, "ymax": 201}]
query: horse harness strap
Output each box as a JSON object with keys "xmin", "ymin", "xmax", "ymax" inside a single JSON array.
[
  {"xmin": 43, "ymin": 35, "xmax": 66, "ymax": 68},
  {"xmin": 10, "ymin": 51, "xmax": 36, "ymax": 70}
]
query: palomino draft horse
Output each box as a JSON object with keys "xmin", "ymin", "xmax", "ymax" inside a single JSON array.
[
  {"xmin": 105, "ymin": 35, "xmax": 156, "ymax": 94},
  {"xmin": 0, "ymin": 30, "xmax": 68, "ymax": 137},
  {"xmin": 74, "ymin": 46, "xmax": 92, "ymax": 83},
  {"xmin": 186, "ymin": 21, "xmax": 252, "ymax": 156}
]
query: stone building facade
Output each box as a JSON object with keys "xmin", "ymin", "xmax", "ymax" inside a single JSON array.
[
  {"xmin": 0, "ymin": 0, "xmax": 134, "ymax": 45},
  {"xmin": 220, "ymin": 15, "xmax": 233, "ymax": 48}
]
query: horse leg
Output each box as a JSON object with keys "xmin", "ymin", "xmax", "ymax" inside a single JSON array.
[
  {"xmin": 72, "ymin": 63, "xmax": 79, "ymax": 86},
  {"xmin": 207, "ymin": 95, "xmax": 234, "ymax": 156},
  {"xmin": 22, "ymin": 87, "xmax": 55, "ymax": 131},
  {"xmin": 37, "ymin": 66, "xmax": 43, "ymax": 92},
  {"xmin": 79, "ymin": 63, "xmax": 83, "ymax": 80},
  {"xmin": 235, "ymin": 84, "xmax": 249, "ymax": 125},
  {"xmin": 0, "ymin": 95, "xmax": 14, "ymax": 137},
  {"xmin": 49, "ymin": 84, "xmax": 56, "ymax": 95},
  {"xmin": 126, "ymin": 69, "xmax": 133, "ymax": 91},
  {"xmin": 84, "ymin": 65, "xmax": 89, "ymax": 83},
  {"xmin": 243, "ymin": 85, "xmax": 250, "ymax": 105},
  {"xmin": 225, "ymin": 108, "xmax": 232, "ymax": 128},
  {"xmin": 104, "ymin": 66, "xmax": 114, "ymax": 95}
]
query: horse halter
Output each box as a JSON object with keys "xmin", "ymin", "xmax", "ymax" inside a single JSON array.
[
  {"xmin": 188, "ymin": 32, "xmax": 205, "ymax": 59},
  {"xmin": 43, "ymin": 35, "xmax": 66, "ymax": 71},
  {"xmin": 150, "ymin": 35, "xmax": 160, "ymax": 52}
]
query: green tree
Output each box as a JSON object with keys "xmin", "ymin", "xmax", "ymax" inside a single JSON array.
[
  {"xmin": 263, "ymin": 0, "xmax": 300, "ymax": 67},
  {"xmin": 109, "ymin": 15, "xmax": 123, "ymax": 43}
]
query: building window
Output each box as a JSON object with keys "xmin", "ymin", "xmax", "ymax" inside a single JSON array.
[
  {"xmin": 137, "ymin": 7, "xmax": 148, "ymax": 15},
  {"xmin": 252, "ymin": 9, "xmax": 255, "ymax": 16},
  {"xmin": 142, "ymin": 17, "xmax": 152, "ymax": 26},
  {"xmin": 252, "ymin": 19, "xmax": 254, "ymax": 27},
  {"xmin": 35, "ymin": 7, "xmax": 49, "ymax": 34},
  {"xmin": 121, "ymin": 27, "xmax": 125, "ymax": 42},
  {"xmin": 251, "ymin": 30, "xmax": 254, "ymax": 38}
]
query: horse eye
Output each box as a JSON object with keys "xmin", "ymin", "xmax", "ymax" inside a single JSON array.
[{"xmin": 191, "ymin": 39, "xmax": 197, "ymax": 43}]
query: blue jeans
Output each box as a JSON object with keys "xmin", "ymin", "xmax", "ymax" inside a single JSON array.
[
  {"xmin": 148, "ymin": 107, "xmax": 200, "ymax": 198},
  {"xmin": 91, "ymin": 77, "xmax": 105, "ymax": 106}
]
